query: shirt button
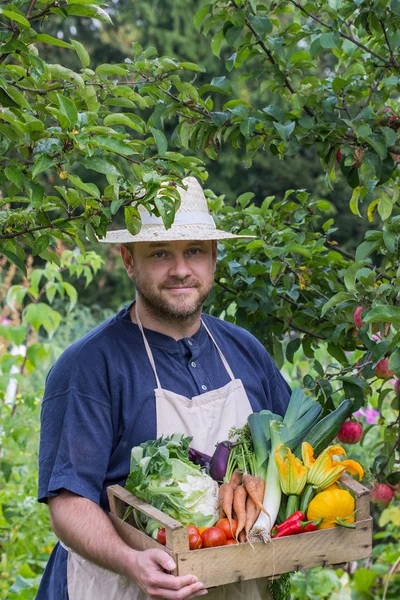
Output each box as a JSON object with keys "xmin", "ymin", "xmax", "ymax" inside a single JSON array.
[
  {"xmin": 201, "ymin": 385, "xmax": 207, "ymax": 391},
  {"xmin": 191, "ymin": 361, "xmax": 196, "ymax": 368},
  {"xmin": 188, "ymin": 340, "xmax": 193, "ymax": 346}
]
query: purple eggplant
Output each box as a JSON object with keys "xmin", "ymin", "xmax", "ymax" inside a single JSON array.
[
  {"xmin": 188, "ymin": 447, "xmax": 212, "ymax": 473},
  {"xmin": 209, "ymin": 441, "xmax": 234, "ymax": 482}
]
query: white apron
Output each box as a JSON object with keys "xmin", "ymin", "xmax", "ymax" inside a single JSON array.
[{"xmin": 64, "ymin": 312, "xmax": 272, "ymax": 600}]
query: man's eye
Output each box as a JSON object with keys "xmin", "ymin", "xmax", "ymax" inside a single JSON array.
[
  {"xmin": 188, "ymin": 248, "xmax": 201, "ymax": 255},
  {"xmin": 153, "ymin": 251, "xmax": 166, "ymax": 258}
]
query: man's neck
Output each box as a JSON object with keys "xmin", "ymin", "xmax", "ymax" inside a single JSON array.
[{"xmin": 130, "ymin": 299, "xmax": 202, "ymax": 341}]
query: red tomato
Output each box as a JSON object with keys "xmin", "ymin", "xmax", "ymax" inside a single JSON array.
[
  {"xmin": 189, "ymin": 533, "xmax": 202, "ymax": 550},
  {"xmin": 201, "ymin": 527, "xmax": 227, "ymax": 548},
  {"xmin": 157, "ymin": 528, "xmax": 166, "ymax": 545},
  {"xmin": 225, "ymin": 539, "xmax": 239, "ymax": 545},
  {"xmin": 216, "ymin": 518, "xmax": 237, "ymax": 540},
  {"xmin": 187, "ymin": 525, "xmax": 200, "ymax": 537}
]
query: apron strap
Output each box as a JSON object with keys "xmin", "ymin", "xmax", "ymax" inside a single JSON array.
[
  {"xmin": 135, "ymin": 306, "xmax": 162, "ymax": 389},
  {"xmin": 200, "ymin": 318, "xmax": 235, "ymax": 381}
]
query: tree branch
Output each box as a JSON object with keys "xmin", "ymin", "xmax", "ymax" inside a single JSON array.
[
  {"xmin": 288, "ymin": 0, "xmax": 394, "ymax": 69},
  {"xmin": 26, "ymin": 0, "xmax": 37, "ymax": 18},
  {"xmin": 233, "ymin": 1, "xmax": 315, "ymax": 118},
  {"xmin": 380, "ymin": 20, "xmax": 397, "ymax": 66}
]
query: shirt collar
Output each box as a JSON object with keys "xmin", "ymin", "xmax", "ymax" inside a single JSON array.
[{"xmin": 117, "ymin": 302, "xmax": 209, "ymax": 356}]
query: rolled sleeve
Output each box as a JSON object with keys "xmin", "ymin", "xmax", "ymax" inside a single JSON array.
[{"xmin": 38, "ymin": 388, "xmax": 113, "ymax": 505}]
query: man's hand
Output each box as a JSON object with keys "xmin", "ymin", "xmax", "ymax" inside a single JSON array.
[{"xmin": 132, "ymin": 548, "xmax": 208, "ymax": 599}]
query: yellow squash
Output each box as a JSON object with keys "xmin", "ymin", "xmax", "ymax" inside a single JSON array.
[{"xmin": 307, "ymin": 489, "xmax": 355, "ymax": 530}]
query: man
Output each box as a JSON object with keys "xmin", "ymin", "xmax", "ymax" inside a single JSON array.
[{"xmin": 37, "ymin": 177, "xmax": 291, "ymax": 599}]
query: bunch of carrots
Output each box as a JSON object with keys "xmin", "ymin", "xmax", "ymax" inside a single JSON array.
[{"xmin": 218, "ymin": 442, "xmax": 268, "ymax": 543}]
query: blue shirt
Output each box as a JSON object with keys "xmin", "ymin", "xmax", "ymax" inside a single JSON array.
[{"xmin": 36, "ymin": 303, "xmax": 291, "ymax": 599}]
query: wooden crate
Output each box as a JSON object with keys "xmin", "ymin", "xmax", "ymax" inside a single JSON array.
[{"xmin": 107, "ymin": 474, "xmax": 372, "ymax": 588}]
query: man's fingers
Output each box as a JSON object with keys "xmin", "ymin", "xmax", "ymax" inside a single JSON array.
[
  {"xmin": 150, "ymin": 548, "xmax": 176, "ymax": 571},
  {"xmin": 149, "ymin": 581, "xmax": 206, "ymax": 599},
  {"xmin": 149, "ymin": 572, "xmax": 201, "ymax": 591},
  {"xmin": 186, "ymin": 589, "xmax": 208, "ymax": 599}
]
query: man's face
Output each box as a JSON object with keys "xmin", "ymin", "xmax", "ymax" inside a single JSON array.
[{"xmin": 121, "ymin": 240, "xmax": 217, "ymax": 321}]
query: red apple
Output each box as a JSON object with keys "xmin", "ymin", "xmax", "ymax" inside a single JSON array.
[
  {"xmin": 336, "ymin": 148, "xmax": 342, "ymax": 164},
  {"xmin": 370, "ymin": 483, "xmax": 393, "ymax": 506},
  {"xmin": 337, "ymin": 420, "xmax": 363, "ymax": 444},
  {"xmin": 353, "ymin": 306, "xmax": 366, "ymax": 330},
  {"xmin": 374, "ymin": 359, "xmax": 394, "ymax": 379}
]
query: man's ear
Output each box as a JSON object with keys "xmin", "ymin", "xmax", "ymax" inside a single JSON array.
[{"xmin": 120, "ymin": 244, "xmax": 135, "ymax": 279}]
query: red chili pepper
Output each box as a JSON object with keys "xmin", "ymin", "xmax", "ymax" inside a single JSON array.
[
  {"xmin": 277, "ymin": 511, "xmax": 306, "ymax": 528},
  {"xmin": 271, "ymin": 512, "xmax": 306, "ymax": 537},
  {"xmin": 302, "ymin": 522, "xmax": 318, "ymax": 533},
  {"xmin": 272, "ymin": 518, "xmax": 321, "ymax": 539}
]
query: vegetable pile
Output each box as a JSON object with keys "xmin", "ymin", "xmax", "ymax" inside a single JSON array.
[
  {"xmin": 125, "ymin": 433, "xmax": 219, "ymax": 531},
  {"xmin": 124, "ymin": 388, "xmax": 365, "ymax": 550}
]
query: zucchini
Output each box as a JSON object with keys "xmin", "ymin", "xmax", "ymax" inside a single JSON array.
[{"xmin": 294, "ymin": 399, "xmax": 354, "ymax": 458}]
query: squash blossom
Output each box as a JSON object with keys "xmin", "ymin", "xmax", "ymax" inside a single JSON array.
[
  {"xmin": 302, "ymin": 442, "xmax": 364, "ymax": 491},
  {"xmin": 275, "ymin": 444, "xmax": 308, "ymax": 495}
]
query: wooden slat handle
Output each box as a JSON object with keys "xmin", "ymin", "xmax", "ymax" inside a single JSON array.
[
  {"xmin": 107, "ymin": 485, "xmax": 185, "ymax": 531},
  {"xmin": 339, "ymin": 474, "xmax": 369, "ymax": 497},
  {"xmin": 339, "ymin": 474, "xmax": 370, "ymax": 521}
]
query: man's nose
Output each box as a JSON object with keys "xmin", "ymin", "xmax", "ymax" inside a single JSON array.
[{"xmin": 169, "ymin": 254, "xmax": 192, "ymax": 278}]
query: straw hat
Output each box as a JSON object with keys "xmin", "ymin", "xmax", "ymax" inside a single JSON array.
[{"xmin": 99, "ymin": 176, "xmax": 255, "ymax": 243}]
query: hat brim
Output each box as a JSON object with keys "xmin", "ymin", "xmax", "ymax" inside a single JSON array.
[{"xmin": 98, "ymin": 225, "xmax": 256, "ymax": 244}]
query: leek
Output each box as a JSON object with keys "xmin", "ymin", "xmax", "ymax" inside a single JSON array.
[{"xmin": 249, "ymin": 421, "xmax": 285, "ymax": 542}]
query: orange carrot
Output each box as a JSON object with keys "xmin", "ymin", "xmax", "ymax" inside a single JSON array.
[
  {"xmin": 229, "ymin": 468, "xmax": 242, "ymax": 490},
  {"xmin": 233, "ymin": 484, "xmax": 247, "ymax": 540},
  {"xmin": 242, "ymin": 474, "xmax": 267, "ymax": 515},
  {"xmin": 238, "ymin": 530, "xmax": 246, "ymax": 543},
  {"xmin": 218, "ymin": 482, "xmax": 234, "ymax": 532},
  {"xmin": 245, "ymin": 495, "xmax": 261, "ymax": 540}
]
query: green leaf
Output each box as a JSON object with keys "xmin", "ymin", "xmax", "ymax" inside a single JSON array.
[
  {"xmin": 319, "ymin": 32, "xmax": 339, "ymax": 48},
  {"xmin": 343, "ymin": 260, "xmax": 368, "ymax": 293},
  {"xmin": 95, "ymin": 64, "xmax": 128, "ymax": 75},
  {"xmin": 62, "ymin": 282, "xmax": 78, "ymax": 311},
  {"xmin": 273, "ymin": 121, "xmax": 295, "ymax": 142},
  {"xmin": 289, "ymin": 51, "xmax": 311, "ymax": 64},
  {"xmin": 104, "ymin": 113, "xmax": 146, "ymax": 134},
  {"xmin": 2, "ymin": 249, "xmax": 27, "ymax": 276},
  {"xmin": 57, "ymin": 94, "xmax": 78, "ymax": 128},
  {"xmin": 248, "ymin": 15, "xmax": 273, "ymax": 36},
  {"xmin": 364, "ymin": 305, "xmax": 400, "ymax": 324},
  {"xmin": 70, "ymin": 39, "xmax": 90, "ymax": 67},
  {"xmin": 378, "ymin": 195, "xmax": 393, "ymax": 220},
  {"xmin": 178, "ymin": 62, "xmax": 206, "ymax": 72},
  {"xmin": 389, "ymin": 348, "xmax": 400, "ymax": 376},
  {"xmin": 67, "ymin": 173, "xmax": 100, "ymax": 198},
  {"xmin": 363, "ymin": 133, "xmax": 387, "ymax": 158},
  {"xmin": 35, "ymin": 34, "xmax": 73, "ymax": 49},
  {"xmin": 236, "ymin": 192, "xmax": 255, "ymax": 208},
  {"xmin": 149, "ymin": 127, "xmax": 168, "ymax": 156},
  {"xmin": 321, "ymin": 292, "xmax": 355, "ymax": 316},
  {"xmin": 199, "ymin": 76, "xmax": 232, "ymax": 96},
  {"xmin": 124, "ymin": 206, "xmax": 142, "ymax": 235},
  {"xmin": 23, "ymin": 303, "xmax": 62, "ymax": 338},
  {"xmin": 91, "ymin": 135, "xmax": 137, "ymax": 156},
  {"xmin": 2, "ymin": 10, "xmax": 30, "ymax": 29},
  {"xmin": 31, "ymin": 154, "xmax": 57, "ymax": 179},
  {"xmin": 32, "ymin": 234, "xmax": 50, "ymax": 257},
  {"xmin": 82, "ymin": 156, "xmax": 122, "ymax": 176},
  {"xmin": 5, "ymin": 166, "xmax": 24, "ymax": 190},
  {"xmin": 193, "ymin": 3, "xmax": 212, "ymax": 30}
]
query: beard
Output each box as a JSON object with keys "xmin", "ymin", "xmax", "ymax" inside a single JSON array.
[{"xmin": 133, "ymin": 273, "xmax": 213, "ymax": 326}]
